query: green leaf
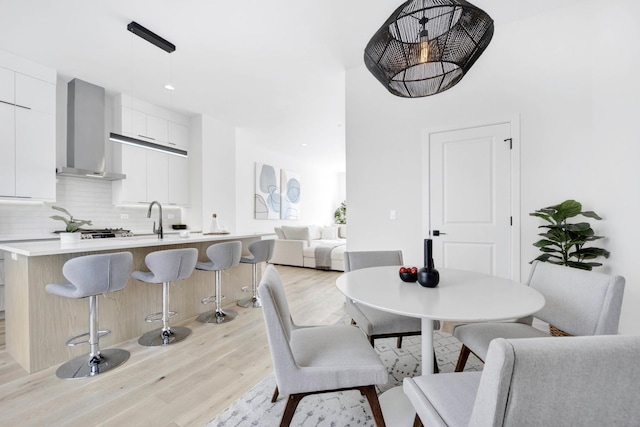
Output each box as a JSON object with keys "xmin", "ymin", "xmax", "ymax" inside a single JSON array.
[
  {"xmin": 533, "ymin": 239, "xmax": 556, "ymax": 247},
  {"xmin": 581, "ymin": 210, "xmax": 602, "ymax": 220},
  {"xmin": 551, "ymin": 200, "xmax": 582, "ymax": 221},
  {"xmin": 51, "ymin": 205, "xmax": 72, "ymax": 217},
  {"xmin": 565, "ymin": 261, "xmax": 593, "ymax": 270}
]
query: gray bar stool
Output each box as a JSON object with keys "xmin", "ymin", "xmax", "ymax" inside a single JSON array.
[
  {"xmin": 196, "ymin": 241, "xmax": 242, "ymax": 324},
  {"xmin": 132, "ymin": 248, "xmax": 198, "ymax": 346},
  {"xmin": 46, "ymin": 252, "xmax": 133, "ymax": 379},
  {"xmin": 237, "ymin": 239, "xmax": 275, "ymax": 308}
]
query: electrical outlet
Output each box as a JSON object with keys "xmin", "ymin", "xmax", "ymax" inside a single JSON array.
[
  {"xmin": 168, "ymin": 214, "xmax": 175, "ymax": 219},
  {"xmin": 120, "ymin": 213, "xmax": 129, "ymax": 220}
]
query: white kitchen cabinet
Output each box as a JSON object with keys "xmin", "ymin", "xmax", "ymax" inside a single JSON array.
[
  {"xmin": 168, "ymin": 155, "xmax": 189, "ymax": 205},
  {"xmin": 113, "ymin": 144, "xmax": 148, "ymax": 203},
  {"xmin": 146, "ymin": 150, "xmax": 169, "ymax": 203},
  {"xmin": 15, "ymin": 107, "xmax": 56, "ymax": 199},
  {"xmin": 0, "ymin": 102, "xmax": 15, "ymax": 197},
  {"xmin": 168, "ymin": 121, "xmax": 188, "ymax": 150},
  {"xmin": 0, "ymin": 66, "xmax": 13, "ymax": 102},
  {"xmin": 112, "ymin": 93, "xmax": 190, "ymax": 205},
  {"xmin": 0, "ymin": 60, "xmax": 56, "ymax": 201}
]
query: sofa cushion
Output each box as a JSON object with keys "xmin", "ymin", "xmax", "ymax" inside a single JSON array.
[
  {"xmin": 281, "ymin": 225, "xmax": 310, "ymax": 242},
  {"xmin": 320, "ymin": 226, "xmax": 338, "ymax": 240},
  {"xmin": 308, "ymin": 225, "xmax": 322, "ymax": 240},
  {"xmin": 274, "ymin": 227, "xmax": 286, "ymax": 239},
  {"xmin": 338, "ymin": 225, "xmax": 347, "ymax": 239}
]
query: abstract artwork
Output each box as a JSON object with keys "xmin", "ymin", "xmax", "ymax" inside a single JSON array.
[
  {"xmin": 280, "ymin": 169, "xmax": 301, "ymax": 220},
  {"xmin": 254, "ymin": 163, "xmax": 280, "ymax": 219}
]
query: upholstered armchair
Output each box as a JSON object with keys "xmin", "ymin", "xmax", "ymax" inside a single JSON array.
[
  {"xmin": 452, "ymin": 260, "xmax": 625, "ymax": 371},
  {"xmin": 405, "ymin": 335, "xmax": 640, "ymax": 426}
]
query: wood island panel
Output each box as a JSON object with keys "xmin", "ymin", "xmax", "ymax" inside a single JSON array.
[{"xmin": 4, "ymin": 237, "xmax": 261, "ymax": 373}]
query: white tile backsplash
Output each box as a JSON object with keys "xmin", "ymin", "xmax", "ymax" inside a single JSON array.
[{"xmin": 0, "ymin": 176, "xmax": 182, "ymax": 237}]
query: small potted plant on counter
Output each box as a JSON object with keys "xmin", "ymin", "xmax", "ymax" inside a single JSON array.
[{"xmin": 50, "ymin": 206, "xmax": 92, "ymax": 243}]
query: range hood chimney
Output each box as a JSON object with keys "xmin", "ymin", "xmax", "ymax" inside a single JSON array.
[{"xmin": 56, "ymin": 78, "xmax": 126, "ymax": 181}]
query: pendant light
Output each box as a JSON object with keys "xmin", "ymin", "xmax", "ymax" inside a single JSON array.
[
  {"xmin": 364, "ymin": 0, "xmax": 494, "ymax": 98},
  {"xmin": 109, "ymin": 21, "xmax": 186, "ymax": 157}
]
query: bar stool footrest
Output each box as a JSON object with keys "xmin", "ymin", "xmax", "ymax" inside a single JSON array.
[
  {"xmin": 65, "ymin": 330, "xmax": 111, "ymax": 347},
  {"xmin": 144, "ymin": 311, "xmax": 178, "ymax": 322}
]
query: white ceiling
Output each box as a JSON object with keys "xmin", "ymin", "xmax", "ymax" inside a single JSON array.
[{"xmin": 0, "ymin": 0, "xmax": 576, "ymax": 171}]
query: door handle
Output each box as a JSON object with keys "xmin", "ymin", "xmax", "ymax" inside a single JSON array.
[{"xmin": 432, "ymin": 230, "xmax": 447, "ymax": 236}]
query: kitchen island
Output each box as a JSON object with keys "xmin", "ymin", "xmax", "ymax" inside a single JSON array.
[{"xmin": 0, "ymin": 232, "xmax": 271, "ymax": 373}]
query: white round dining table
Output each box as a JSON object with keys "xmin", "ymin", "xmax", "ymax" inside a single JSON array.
[
  {"xmin": 336, "ymin": 266, "xmax": 545, "ymax": 375},
  {"xmin": 336, "ymin": 266, "xmax": 545, "ymax": 425}
]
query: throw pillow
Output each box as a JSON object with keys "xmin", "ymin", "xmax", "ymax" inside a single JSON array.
[
  {"xmin": 320, "ymin": 226, "xmax": 338, "ymax": 240},
  {"xmin": 281, "ymin": 225, "xmax": 310, "ymax": 242},
  {"xmin": 308, "ymin": 225, "xmax": 322, "ymax": 240},
  {"xmin": 274, "ymin": 227, "xmax": 285, "ymax": 239},
  {"xmin": 338, "ymin": 225, "xmax": 347, "ymax": 239}
]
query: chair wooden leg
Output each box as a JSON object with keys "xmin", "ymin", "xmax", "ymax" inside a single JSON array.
[
  {"xmin": 455, "ymin": 345, "xmax": 471, "ymax": 372},
  {"xmin": 397, "ymin": 336, "xmax": 403, "ymax": 348},
  {"xmin": 369, "ymin": 335, "xmax": 375, "ymax": 346},
  {"xmin": 360, "ymin": 385, "xmax": 386, "ymax": 427},
  {"xmin": 280, "ymin": 393, "xmax": 304, "ymax": 427},
  {"xmin": 271, "ymin": 386, "xmax": 279, "ymax": 403},
  {"xmin": 413, "ymin": 414, "xmax": 424, "ymax": 427},
  {"xmin": 433, "ymin": 350, "xmax": 439, "ymax": 374}
]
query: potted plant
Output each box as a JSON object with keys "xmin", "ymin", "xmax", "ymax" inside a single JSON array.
[
  {"xmin": 530, "ymin": 199, "xmax": 609, "ymax": 271},
  {"xmin": 334, "ymin": 201, "xmax": 346, "ymax": 225},
  {"xmin": 50, "ymin": 206, "xmax": 92, "ymax": 242}
]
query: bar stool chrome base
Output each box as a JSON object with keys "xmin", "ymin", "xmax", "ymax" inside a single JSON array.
[
  {"xmin": 138, "ymin": 326, "xmax": 191, "ymax": 346},
  {"xmin": 197, "ymin": 308, "xmax": 238, "ymax": 324},
  {"xmin": 237, "ymin": 296, "xmax": 262, "ymax": 308},
  {"xmin": 56, "ymin": 348, "xmax": 130, "ymax": 379}
]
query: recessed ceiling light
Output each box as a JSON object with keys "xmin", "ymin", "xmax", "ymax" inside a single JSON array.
[
  {"xmin": 301, "ymin": 143, "xmax": 308, "ymax": 147},
  {"xmin": 164, "ymin": 84, "xmax": 175, "ymax": 91}
]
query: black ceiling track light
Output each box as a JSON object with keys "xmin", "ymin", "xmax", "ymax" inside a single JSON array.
[
  {"xmin": 364, "ymin": 0, "xmax": 494, "ymax": 98},
  {"xmin": 127, "ymin": 21, "xmax": 176, "ymax": 53}
]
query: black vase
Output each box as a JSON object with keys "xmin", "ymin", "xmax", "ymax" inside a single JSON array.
[{"xmin": 418, "ymin": 238, "xmax": 439, "ymax": 288}]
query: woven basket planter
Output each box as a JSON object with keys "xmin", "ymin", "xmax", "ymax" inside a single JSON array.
[{"xmin": 549, "ymin": 325, "xmax": 572, "ymax": 337}]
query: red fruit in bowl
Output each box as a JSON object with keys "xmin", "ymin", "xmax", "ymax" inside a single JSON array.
[
  {"xmin": 399, "ymin": 266, "xmax": 408, "ymax": 273},
  {"xmin": 410, "ymin": 267, "xmax": 418, "ymax": 274}
]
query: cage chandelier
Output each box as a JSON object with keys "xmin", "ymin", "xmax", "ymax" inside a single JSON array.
[{"xmin": 364, "ymin": 0, "xmax": 494, "ymax": 98}]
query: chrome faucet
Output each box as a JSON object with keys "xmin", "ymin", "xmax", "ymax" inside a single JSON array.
[{"xmin": 147, "ymin": 201, "xmax": 163, "ymax": 239}]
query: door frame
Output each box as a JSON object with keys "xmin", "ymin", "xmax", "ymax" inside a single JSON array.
[{"xmin": 421, "ymin": 115, "xmax": 522, "ymax": 280}]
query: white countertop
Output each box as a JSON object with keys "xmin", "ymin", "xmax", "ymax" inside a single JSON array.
[{"xmin": 0, "ymin": 232, "xmax": 271, "ymax": 257}]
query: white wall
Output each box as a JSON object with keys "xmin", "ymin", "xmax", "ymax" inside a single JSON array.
[
  {"xmin": 235, "ymin": 128, "xmax": 344, "ymax": 234},
  {"xmin": 346, "ymin": 0, "xmax": 640, "ymax": 334},
  {"xmin": 195, "ymin": 115, "xmax": 237, "ymax": 234}
]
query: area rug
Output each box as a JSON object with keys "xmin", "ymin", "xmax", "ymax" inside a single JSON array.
[{"xmin": 206, "ymin": 331, "xmax": 482, "ymax": 427}]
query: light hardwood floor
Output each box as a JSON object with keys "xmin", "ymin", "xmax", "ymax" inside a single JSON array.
[{"xmin": 0, "ymin": 265, "xmax": 346, "ymax": 427}]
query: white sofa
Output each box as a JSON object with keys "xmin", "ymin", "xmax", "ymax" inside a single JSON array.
[{"xmin": 270, "ymin": 225, "xmax": 347, "ymax": 271}]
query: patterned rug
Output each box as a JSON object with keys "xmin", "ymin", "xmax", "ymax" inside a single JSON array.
[{"xmin": 206, "ymin": 331, "xmax": 483, "ymax": 427}]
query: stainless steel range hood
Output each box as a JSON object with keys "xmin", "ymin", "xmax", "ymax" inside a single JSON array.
[{"xmin": 56, "ymin": 78, "xmax": 126, "ymax": 181}]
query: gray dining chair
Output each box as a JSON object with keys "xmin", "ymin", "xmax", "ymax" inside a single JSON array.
[
  {"xmin": 258, "ymin": 265, "xmax": 388, "ymax": 427},
  {"xmin": 405, "ymin": 335, "xmax": 640, "ymax": 427},
  {"xmin": 453, "ymin": 260, "xmax": 625, "ymax": 371}
]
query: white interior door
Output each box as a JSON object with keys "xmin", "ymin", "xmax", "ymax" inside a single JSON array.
[{"xmin": 427, "ymin": 122, "xmax": 518, "ymax": 279}]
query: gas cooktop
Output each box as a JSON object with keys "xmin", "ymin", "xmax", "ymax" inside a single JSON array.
[{"xmin": 78, "ymin": 228, "xmax": 134, "ymax": 239}]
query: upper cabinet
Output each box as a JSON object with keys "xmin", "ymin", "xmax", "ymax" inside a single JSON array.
[
  {"xmin": 0, "ymin": 51, "xmax": 56, "ymax": 201},
  {"xmin": 112, "ymin": 94, "xmax": 190, "ymax": 206}
]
